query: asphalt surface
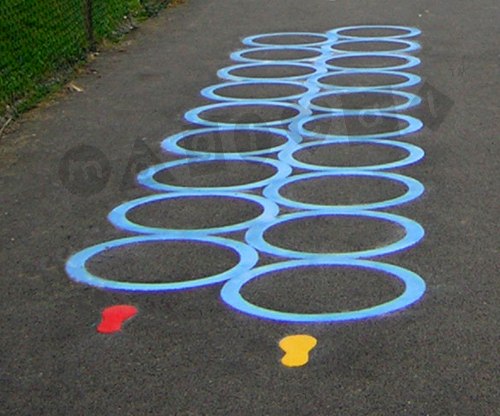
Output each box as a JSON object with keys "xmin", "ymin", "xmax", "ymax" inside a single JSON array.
[{"xmin": 1, "ymin": 0, "xmax": 499, "ymax": 415}]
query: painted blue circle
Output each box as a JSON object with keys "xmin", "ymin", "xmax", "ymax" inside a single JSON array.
[
  {"xmin": 108, "ymin": 191, "xmax": 280, "ymax": 236},
  {"xmin": 217, "ymin": 62, "xmax": 326, "ymax": 82},
  {"xmin": 184, "ymin": 101, "xmax": 309, "ymax": 128},
  {"xmin": 299, "ymin": 89, "xmax": 421, "ymax": 114},
  {"xmin": 290, "ymin": 112, "xmax": 423, "ymax": 140},
  {"xmin": 242, "ymin": 32, "xmax": 333, "ymax": 47},
  {"xmin": 230, "ymin": 46, "xmax": 324, "ymax": 63},
  {"xmin": 137, "ymin": 156, "xmax": 293, "ymax": 192},
  {"xmin": 321, "ymin": 53, "xmax": 421, "ymax": 71},
  {"xmin": 65, "ymin": 235, "xmax": 259, "ymax": 292},
  {"xmin": 221, "ymin": 258, "xmax": 426, "ymax": 323},
  {"xmin": 263, "ymin": 170, "xmax": 425, "ymax": 211},
  {"xmin": 278, "ymin": 139, "xmax": 425, "ymax": 171},
  {"xmin": 245, "ymin": 210, "xmax": 424, "ymax": 260},
  {"xmin": 162, "ymin": 126, "xmax": 302, "ymax": 157},
  {"xmin": 201, "ymin": 80, "xmax": 316, "ymax": 103},
  {"xmin": 328, "ymin": 25, "xmax": 422, "ymax": 40},
  {"xmin": 306, "ymin": 70, "xmax": 421, "ymax": 91},
  {"xmin": 324, "ymin": 38, "xmax": 421, "ymax": 54}
]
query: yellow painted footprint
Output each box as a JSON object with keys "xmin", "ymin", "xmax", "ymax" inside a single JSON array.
[{"xmin": 279, "ymin": 334, "xmax": 317, "ymax": 368}]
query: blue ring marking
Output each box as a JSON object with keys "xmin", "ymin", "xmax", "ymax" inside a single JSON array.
[
  {"xmin": 263, "ymin": 170, "xmax": 425, "ymax": 211},
  {"xmin": 290, "ymin": 112, "xmax": 423, "ymax": 140},
  {"xmin": 161, "ymin": 126, "xmax": 303, "ymax": 157},
  {"xmin": 137, "ymin": 156, "xmax": 293, "ymax": 193},
  {"xmin": 108, "ymin": 191, "xmax": 280, "ymax": 236},
  {"xmin": 230, "ymin": 46, "xmax": 325, "ymax": 63},
  {"xmin": 299, "ymin": 89, "xmax": 421, "ymax": 114},
  {"xmin": 320, "ymin": 53, "xmax": 421, "ymax": 71},
  {"xmin": 65, "ymin": 235, "xmax": 259, "ymax": 292},
  {"xmin": 201, "ymin": 80, "xmax": 317, "ymax": 103},
  {"xmin": 217, "ymin": 62, "xmax": 326, "ymax": 82},
  {"xmin": 184, "ymin": 101, "xmax": 310, "ymax": 128},
  {"xmin": 245, "ymin": 210, "xmax": 425, "ymax": 260},
  {"xmin": 278, "ymin": 139, "xmax": 425, "ymax": 171},
  {"xmin": 221, "ymin": 258, "xmax": 426, "ymax": 323},
  {"xmin": 328, "ymin": 25, "xmax": 421, "ymax": 40},
  {"xmin": 323, "ymin": 38, "xmax": 421, "ymax": 54},
  {"xmin": 306, "ymin": 70, "xmax": 421, "ymax": 91},
  {"xmin": 242, "ymin": 32, "xmax": 333, "ymax": 47}
]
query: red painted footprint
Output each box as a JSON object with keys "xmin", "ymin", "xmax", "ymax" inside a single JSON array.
[{"xmin": 97, "ymin": 305, "xmax": 138, "ymax": 334}]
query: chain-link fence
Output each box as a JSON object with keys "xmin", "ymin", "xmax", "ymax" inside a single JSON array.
[{"xmin": 0, "ymin": 0, "xmax": 170, "ymax": 118}]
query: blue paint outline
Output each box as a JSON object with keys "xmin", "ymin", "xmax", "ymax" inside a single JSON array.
[
  {"xmin": 320, "ymin": 53, "xmax": 421, "ymax": 71},
  {"xmin": 65, "ymin": 235, "xmax": 259, "ymax": 292},
  {"xmin": 220, "ymin": 258, "xmax": 426, "ymax": 323},
  {"xmin": 324, "ymin": 38, "xmax": 420, "ymax": 54},
  {"xmin": 306, "ymin": 70, "xmax": 421, "ymax": 91},
  {"xmin": 290, "ymin": 112, "xmax": 423, "ymax": 140},
  {"xmin": 184, "ymin": 101, "xmax": 310, "ymax": 128},
  {"xmin": 161, "ymin": 126, "xmax": 302, "ymax": 157},
  {"xmin": 137, "ymin": 156, "xmax": 293, "ymax": 192},
  {"xmin": 328, "ymin": 25, "xmax": 421, "ymax": 40},
  {"xmin": 201, "ymin": 80, "xmax": 316, "ymax": 103},
  {"xmin": 245, "ymin": 210, "xmax": 425, "ymax": 260},
  {"xmin": 299, "ymin": 89, "xmax": 421, "ymax": 114},
  {"xmin": 242, "ymin": 32, "xmax": 333, "ymax": 47},
  {"xmin": 263, "ymin": 171, "xmax": 425, "ymax": 211},
  {"xmin": 278, "ymin": 139, "xmax": 425, "ymax": 171},
  {"xmin": 217, "ymin": 61, "xmax": 326, "ymax": 82},
  {"xmin": 230, "ymin": 46, "xmax": 324, "ymax": 63},
  {"xmin": 108, "ymin": 191, "xmax": 280, "ymax": 236}
]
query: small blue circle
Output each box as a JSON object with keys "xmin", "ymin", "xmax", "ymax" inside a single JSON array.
[
  {"xmin": 108, "ymin": 191, "xmax": 280, "ymax": 236},
  {"xmin": 324, "ymin": 38, "xmax": 421, "ymax": 54},
  {"xmin": 329, "ymin": 25, "xmax": 422, "ymax": 40},
  {"xmin": 278, "ymin": 139, "xmax": 425, "ymax": 171},
  {"xmin": 201, "ymin": 80, "xmax": 316, "ymax": 103},
  {"xmin": 306, "ymin": 70, "xmax": 421, "ymax": 91},
  {"xmin": 137, "ymin": 156, "xmax": 293, "ymax": 192},
  {"xmin": 230, "ymin": 46, "xmax": 324, "ymax": 63},
  {"xmin": 220, "ymin": 258, "xmax": 426, "ymax": 323},
  {"xmin": 299, "ymin": 89, "xmax": 421, "ymax": 114},
  {"xmin": 185, "ymin": 101, "xmax": 309, "ymax": 128},
  {"xmin": 263, "ymin": 171, "xmax": 425, "ymax": 211},
  {"xmin": 321, "ymin": 53, "xmax": 421, "ymax": 71},
  {"xmin": 245, "ymin": 210, "xmax": 424, "ymax": 260},
  {"xmin": 242, "ymin": 32, "xmax": 333, "ymax": 47},
  {"xmin": 65, "ymin": 235, "xmax": 259, "ymax": 292},
  {"xmin": 217, "ymin": 62, "xmax": 326, "ymax": 82},
  {"xmin": 290, "ymin": 112, "xmax": 423, "ymax": 140},
  {"xmin": 162, "ymin": 126, "xmax": 302, "ymax": 157}
]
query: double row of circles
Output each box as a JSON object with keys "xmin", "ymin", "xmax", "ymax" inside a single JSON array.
[{"xmin": 65, "ymin": 26, "xmax": 427, "ymax": 323}]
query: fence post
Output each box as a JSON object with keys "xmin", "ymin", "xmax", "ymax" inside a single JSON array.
[{"xmin": 84, "ymin": 0, "xmax": 96, "ymax": 51}]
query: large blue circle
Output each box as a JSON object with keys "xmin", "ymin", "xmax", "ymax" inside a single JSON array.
[
  {"xmin": 242, "ymin": 32, "xmax": 333, "ymax": 47},
  {"xmin": 162, "ymin": 126, "xmax": 302, "ymax": 157},
  {"xmin": 65, "ymin": 235, "xmax": 259, "ymax": 292},
  {"xmin": 221, "ymin": 258, "xmax": 426, "ymax": 323},
  {"xmin": 299, "ymin": 89, "xmax": 421, "ymax": 114},
  {"xmin": 306, "ymin": 70, "xmax": 421, "ymax": 91},
  {"xmin": 184, "ymin": 101, "xmax": 309, "ymax": 128},
  {"xmin": 230, "ymin": 46, "xmax": 324, "ymax": 63},
  {"xmin": 278, "ymin": 139, "xmax": 425, "ymax": 171},
  {"xmin": 108, "ymin": 191, "xmax": 280, "ymax": 236},
  {"xmin": 245, "ymin": 210, "xmax": 425, "ymax": 260},
  {"xmin": 137, "ymin": 156, "xmax": 293, "ymax": 192},
  {"xmin": 329, "ymin": 25, "xmax": 422, "ymax": 40},
  {"xmin": 263, "ymin": 171, "xmax": 425, "ymax": 211},
  {"xmin": 201, "ymin": 80, "xmax": 316, "ymax": 103},
  {"xmin": 321, "ymin": 52, "xmax": 421, "ymax": 71},
  {"xmin": 324, "ymin": 38, "xmax": 421, "ymax": 54},
  {"xmin": 290, "ymin": 112, "xmax": 423, "ymax": 140},
  {"xmin": 217, "ymin": 61, "xmax": 325, "ymax": 82}
]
